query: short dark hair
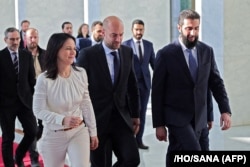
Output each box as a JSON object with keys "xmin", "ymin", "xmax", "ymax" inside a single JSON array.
[
  {"xmin": 4, "ymin": 27, "xmax": 19, "ymax": 37},
  {"xmin": 132, "ymin": 19, "xmax": 144, "ymax": 28},
  {"xmin": 44, "ymin": 33, "xmax": 78, "ymax": 79},
  {"xmin": 61, "ymin": 21, "xmax": 72, "ymax": 29},
  {"xmin": 178, "ymin": 9, "xmax": 200, "ymax": 26},
  {"xmin": 21, "ymin": 20, "xmax": 30, "ymax": 26},
  {"xmin": 91, "ymin": 21, "xmax": 103, "ymax": 31}
]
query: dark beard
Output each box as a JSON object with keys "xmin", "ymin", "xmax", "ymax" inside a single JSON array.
[{"xmin": 181, "ymin": 33, "xmax": 198, "ymax": 49}]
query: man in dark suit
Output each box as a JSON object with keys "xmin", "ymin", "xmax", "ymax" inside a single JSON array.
[
  {"xmin": 77, "ymin": 16, "xmax": 140, "ymax": 167},
  {"xmin": 199, "ymin": 90, "xmax": 214, "ymax": 151},
  {"xmin": 77, "ymin": 21, "xmax": 103, "ymax": 55},
  {"xmin": 123, "ymin": 19, "xmax": 155, "ymax": 149},
  {"xmin": 19, "ymin": 20, "xmax": 30, "ymax": 49},
  {"xmin": 0, "ymin": 27, "xmax": 37, "ymax": 167},
  {"xmin": 151, "ymin": 9, "xmax": 232, "ymax": 167}
]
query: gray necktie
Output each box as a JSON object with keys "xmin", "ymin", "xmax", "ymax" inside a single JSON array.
[{"xmin": 187, "ymin": 49, "xmax": 197, "ymax": 82}]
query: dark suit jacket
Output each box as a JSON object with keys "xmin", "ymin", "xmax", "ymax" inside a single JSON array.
[
  {"xmin": 76, "ymin": 43, "xmax": 140, "ymax": 135},
  {"xmin": 24, "ymin": 45, "xmax": 46, "ymax": 71},
  {"xmin": 122, "ymin": 39, "xmax": 155, "ymax": 90},
  {"xmin": 0, "ymin": 47, "xmax": 36, "ymax": 109},
  {"xmin": 207, "ymin": 90, "xmax": 213, "ymax": 122},
  {"xmin": 19, "ymin": 31, "xmax": 25, "ymax": 49},
  {"xmin": 76, "ymin": 38, "xmax": 92, "ymax": 52},
  {"xmin": 151, "ymin": 40, "xmax": 231, "ymax": 132}
]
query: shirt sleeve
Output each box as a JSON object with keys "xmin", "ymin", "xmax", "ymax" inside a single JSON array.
[
  {"xmin": 33, "ymin": 74, "xmax": 65, "ymax": 127},
  {"xmin": 80, "ymin": 69, "xmax": 97, "ymax": 137}
]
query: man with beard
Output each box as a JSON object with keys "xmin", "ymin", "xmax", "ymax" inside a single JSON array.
[
  {"xmin": 89, "ymin": 21, "xmax": 104, "ymax": 46},
  {"xmin": 24, "ymin": 28, "xmax": 46, "ymax": 167},
  {"xmin": 77, "ymin": 21, "xmax": 103, "ymax": 57},
  {"xmin": 151, "ymin": 9, "xmax": 232, "ymax": 167},
  {"xmin": 123, "ymin": 19, "xmax": 155, "ymax": 149},
  {"xmin": 25, "ymin": 28, "xmax": 46, "ymax": 78}
]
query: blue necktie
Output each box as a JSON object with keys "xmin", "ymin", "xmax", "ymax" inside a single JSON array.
[
  {"xmin": 187, "ymin": 49, "xmax": 197, "ymax": 82},
  {"xmin": 110, "ymin": 51, "xmax": 120, "ymax": 85}
]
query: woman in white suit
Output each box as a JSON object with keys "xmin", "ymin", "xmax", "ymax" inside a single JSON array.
[{"xmin": 33, "ymin": 33, "xmax": 98, "ymax": 167}]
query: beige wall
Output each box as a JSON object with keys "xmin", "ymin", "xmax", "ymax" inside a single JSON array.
[{"xmin": 224, "ymin": 0, "xmax": 250, "ymax": 126}]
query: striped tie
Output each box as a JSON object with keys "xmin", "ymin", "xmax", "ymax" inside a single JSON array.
[{"xmin": 12, "ymin": 52, "xmax": 19, "ymax": 76}]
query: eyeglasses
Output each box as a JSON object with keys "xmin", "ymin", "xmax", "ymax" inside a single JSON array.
[{"xmin": 8, "ymin": 38, "xmax": 20, "ymax": 41}]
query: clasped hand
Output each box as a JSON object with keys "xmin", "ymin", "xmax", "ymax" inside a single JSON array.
[{"xmin": 63, "ymin": 116, "xmax": 82, "ymax": 128}]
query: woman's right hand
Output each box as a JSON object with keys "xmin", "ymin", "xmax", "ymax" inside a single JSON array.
[{"xmin": 90, "ymin": 136, "xmax": 99, "ymax": 150}]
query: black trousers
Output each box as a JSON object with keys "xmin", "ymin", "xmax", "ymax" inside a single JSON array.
[
  {"xmin": 91, "ymin": 110, "xmax": 140, "ymax": 167},
  {"xmin": 167, "ymin": 124, "xmax": 201, "ymax": 167},
  {"xmin": 136, "ymin": 83, "xmax": 150, "ymax": 144},
  {"xmin": 199, "ymin": 126, "xmax": 210, "ymax": 151},
  {"xmin": 0, "ymin": 99, "xmax": 37, "ymax": 167}
]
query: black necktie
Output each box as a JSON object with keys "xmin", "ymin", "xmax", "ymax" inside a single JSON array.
[
  {"xmin": 12, "ymin": 52, "xmax": 19, "ymax": 76},
  {"xmin": 187, "ymin": 49, "xmax": 197, "ymax": 82},
  {"xmin": 137, "ymin": 41, "xmax": 143, "ymax": 63},
  {"xmin": 110, "ymin": 51, "xmax": 120, "ymax": 85}
]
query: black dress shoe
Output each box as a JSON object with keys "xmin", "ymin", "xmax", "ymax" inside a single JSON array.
[
  {"xmin": 137, "ymin": 143, "xmax": 149, "ymax": 149},
  {"xmin": 31, "ymin": 160, "xmax": 41, "ymax": 167},
  {"xmin": 14, "ymin": 158, "xmax": 25, "ymax": 167}
]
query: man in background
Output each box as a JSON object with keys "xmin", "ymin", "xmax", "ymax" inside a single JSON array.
[
  {"xmin": 25, "ymin": 27, "xmax": 46, "ymax": 166},
  {"xmin": 123, "ymin": 19, "xmax": 155, "ymax": 149},
  {"xmin": 19, "ymin": 20, "xmax": 30, "ymax": 49},
  {"xmin": 77, "ymin": 21, "xmax": 104, "ymax": 51},
  {"xmin": 62, "ymin": 21, "xmax": 73, "ymax": 35},
  {"xmin": 89, "ymin": 21, "xmax": 103, "ymax": 45},
  {"xmin": 77, "ymin": 21, "xmax": 104, "ymax": 58},
  {"xmin": 25, "ymin": 28, "xmax": 46, "ymax": 78}
]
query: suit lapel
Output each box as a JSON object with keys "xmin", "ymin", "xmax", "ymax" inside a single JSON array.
[
  {"xmin": 128, "ymin": 39, "xmax": 141, "ymax": 63},
  {"xmin": 116, "ymin": 46, "xmax": 130, "ymax": 90},
  {"xmin": 18, "ymin": 50, "xmax": 24, "ymax": 75},
  {"xmin": 174, "ymin": 40, "xmax": 194, "ymax": 83},
  {"xmin": 196, "ymin": 42, "xmax": 205, "ymax": 83},
  {"xmin": 142, "ymin": 40, "xmax": 149, "ymax": 63},
  {"xmin": 3, "ymin": 48, "xmax": 16, "ymax": 74}
]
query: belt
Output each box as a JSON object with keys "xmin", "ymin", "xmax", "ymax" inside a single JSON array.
[{"xmin": 54, "ymin": 120, "xmax": 84, "ymax": 132}]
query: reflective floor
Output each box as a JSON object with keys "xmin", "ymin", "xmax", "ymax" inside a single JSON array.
[
  {"xmin": 12, "ymin": 110, "xmax": 250, "ymax": 167},
  {"xmin": 137, "ymin": 113, "xmax": 250, "ymax": 167}
]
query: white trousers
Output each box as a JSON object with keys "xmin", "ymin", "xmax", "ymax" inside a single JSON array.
[{"xmin": 38, "ymin": 124, "xmax": 90, "ymax": 167}]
